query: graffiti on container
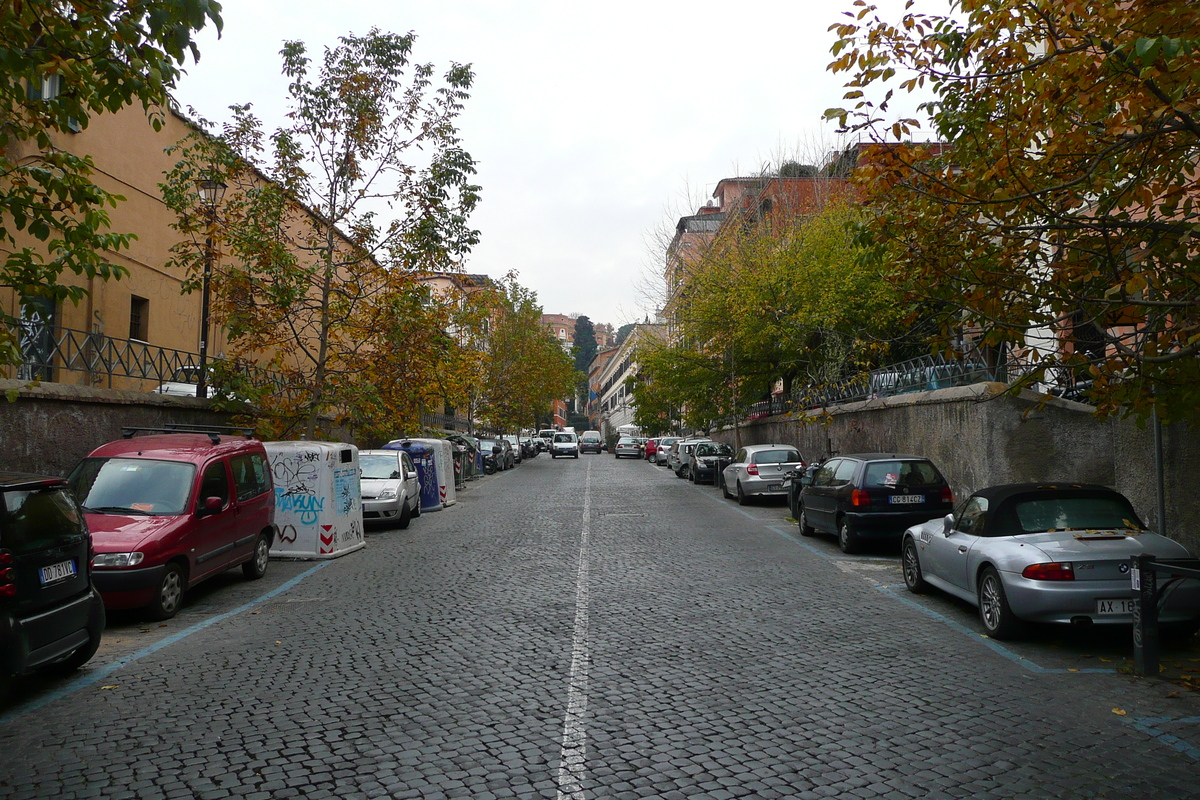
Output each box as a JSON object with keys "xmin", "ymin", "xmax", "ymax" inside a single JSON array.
[
  {"xmin": 341, "ymin": 518, "xmax": 363, "ymax": 545},
  {"xmin": 273, "ymin": 452, "xmax": 319, "ymax": 497},
  {"xmin": 333, "ymin": 467, "xmax": 357, "ymax": 516},
  {"xmin": 274, "ymin": 487, "xmax": 324, "ymax": 525},
  {"xmin": 278, "ymin": 524, "xmax": 297, "ymax": 544}
]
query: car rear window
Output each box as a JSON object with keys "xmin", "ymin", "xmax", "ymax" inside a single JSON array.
[
  {"xmin": 0, "ymin": 487, "xmax": 85, "ymax": 555},
  {"xmin": 863, "ymin": 460, "xmax": 942, "ymax": 488},
  {"xmin": 753, "ymin": 449, "xmax": 801, "ymax": 464},
  {"xmin": 1012, "ymin": 496, "xmax": 1143, "ymax": 533},
  {"xmin": 69, "ymin": 457, "xmax": 197, "ymax": 516}
]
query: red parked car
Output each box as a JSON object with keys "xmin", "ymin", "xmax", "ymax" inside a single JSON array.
[
  {"xmin": 644, "ymin": 438, "xmax": 660, "ymax": 461},
  {"xmin": 68, "ymin": 428, "xmax": 276, "ymax": 620}
]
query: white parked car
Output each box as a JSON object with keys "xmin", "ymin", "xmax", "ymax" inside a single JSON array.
[
  {"xmin": 358, "ymin": 449, "xmax": 422, "ymax": 529},
  {"xmin": 551, "ymin": 432, "xmax": 579, "ymax": 459}
]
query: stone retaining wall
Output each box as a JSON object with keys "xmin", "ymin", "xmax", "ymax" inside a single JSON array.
[
  {"xmin": 710, "ymin": 382, "xmax": 1200, "ymax": 553},
  {"xmin": 0, "ymin": 379, "xmax": 353, "ymax": 478}
]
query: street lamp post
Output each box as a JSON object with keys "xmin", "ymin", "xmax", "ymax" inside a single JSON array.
[{"xmin": 195, "ymin": 177, "xmax": 226, "ymax": 399}]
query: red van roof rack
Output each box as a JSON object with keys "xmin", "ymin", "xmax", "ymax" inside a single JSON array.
[{"xmin": 120, "ymin": 424, "xmax": 255, "ymax": 444}]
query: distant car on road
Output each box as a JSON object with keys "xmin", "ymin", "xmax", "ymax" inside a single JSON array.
[
  {"xmin": 689, "ymin": 441, "xmax": 735, "ymax": 485},
  {"xmin": 795, "ymin": 453, "xmax": 953, "ymax": 554},
  {"xmin": 551, "ymin": 432, "xmax": 579, "ymax": 459},
  {"xmin": 901, "ymin": 483, "xmax": 1200, "ymax": 639},
  {"xmin": 614, "ymin": 437, "xmax": 641, "ymax": 458},
  {"xmin": 579, "ymin": 431, "xmax": 604, "ymax": 454},
  {"xmin": 654, "ymin": 437, "xmax": 680, "ymax": 466}
]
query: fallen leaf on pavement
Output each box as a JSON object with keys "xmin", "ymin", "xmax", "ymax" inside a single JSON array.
[{"xmin": 1112, "ymin": 708, "xmax": 1127, "ymax": 716}]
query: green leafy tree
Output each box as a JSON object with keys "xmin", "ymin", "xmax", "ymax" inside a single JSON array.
[
  {"xmin": 474, "ymin": 276, "xmax": 577, "ymax": 432},
  {"xmin": 615, "ymin": 322, "xmax": 636, "ymax": 347},
  {"xmin": 639, "ymin": 198, "xmax": 905, "ymax": 429},
  {"xmin": 1, "ymin": 0, "xmax": 222, "ymax": 365},
  {"xmin": 572, "ymin": 315, "xmax": 597, "ymax": 373},
  {"xmin": 161, "ymin": 30, "xmax": 480, "ymax": 437},
  {"xmin": 826, "ymin": 0, "xmax": 1200, "ymax": 422}
]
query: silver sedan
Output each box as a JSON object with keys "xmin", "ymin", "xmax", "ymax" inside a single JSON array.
[
  {"xmin": 902, "ymin": 483, "xmax": 1200, "ymax": 639},
  {"xmin": 721, "ymin": 444, "xmax": 804, "ymax": 505}
]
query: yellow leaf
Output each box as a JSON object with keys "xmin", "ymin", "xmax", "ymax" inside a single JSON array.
[
  {"xmin": 1112, "ymin": 708, "xmax": 1127, "ymax": 716},
  {"xmin": 101, "ymin": 685, "xmax": 118, "ymax": 690}
]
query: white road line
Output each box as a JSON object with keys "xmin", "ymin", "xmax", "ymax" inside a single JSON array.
[{"xmin": 556, "ymin": 461, "xmax": 591, "ymax": 800}]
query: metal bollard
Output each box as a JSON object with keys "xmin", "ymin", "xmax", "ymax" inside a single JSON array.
[{"xmin": 1131, "ymin": 554, "xmax": 1159, "ymax": 677}]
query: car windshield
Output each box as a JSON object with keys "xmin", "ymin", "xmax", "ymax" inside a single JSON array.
[
  {"xmin": 360, "ymin": 453, "xmax": 401, "ymax": 480},
  {"xmin": 0, "ymin": 487, "xmax": 85, "ymax": 555},
  {"xmin": 69, "ymin": 457, "xmax": 197, "ymax": 516},
  {"xmin": 863, "ymin": 460, "xmax": 942, "ymax": 488},
  {"xmin": 660, "ymin": 438, "xmax": 679, "ymax": 447},
  {"xmin": 554, "ymin": 434, "xmax": 574, "ymax": 443},
  {"xmin": 1012, "ymin": 496, "xmax": 1144, "ymax": 533},
  {"xmin": 696, "ymin": 443, "xmax": 733, "ymax": 457},
  {"xmin": 753, "ymin": 449, "xmax": 801, "ymax": 464}
]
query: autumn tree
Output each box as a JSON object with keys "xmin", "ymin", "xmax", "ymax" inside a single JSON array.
[
  {"xmin": 162, "ymin": 30, "xmax": 480, "ymax": 437},
  {"xmin": 1, "ymin": 0, "xmax": 222, "ymax": 366},
  {"xmin": 472, "ymin": 276, "xmax": 577, "ymax": 432},
  {"xmin": 826, "ymin": 0, "xmax": 1200, "ymax": 422},
  {"xmin": 637, "ymin": 198, "xmax": 906, "ymax": 430}
]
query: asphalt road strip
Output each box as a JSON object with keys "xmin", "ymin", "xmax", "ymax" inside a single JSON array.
[
  {"xmin": 556, "ymin": 460, "xmax": 592, "ymax": 800},
  {"xmin": 0, "ymin": 562, "xmax": 330, "ymax": 726}
]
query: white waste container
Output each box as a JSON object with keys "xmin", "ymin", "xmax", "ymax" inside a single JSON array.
[{"xmin": 264, "ymin": 441, "xmax": 365, "ymax": 559}]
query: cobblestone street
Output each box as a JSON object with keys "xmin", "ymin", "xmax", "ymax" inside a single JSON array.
[{"xmin": 2, "ymin": 454, "xmax": 1199, "ymax": 799}]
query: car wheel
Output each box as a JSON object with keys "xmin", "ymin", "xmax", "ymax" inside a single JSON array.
[
  {"xmin": 412, "ymin": 498, "xmax": 422, "ymax": 518},
  {"xmin": 837, "ymin": 517, "xmax": 862, "ymax": 554},
  {"xmin": 148, "ymin": 562, "xmax": 185, "ymax": 621},
  {"xmin": 736, "ymin": 482, "xmax": 748, "ymax": 506},
  {"xmin": 797, "ymin": 508, "xmax": 815, "ymax": 537},
  {"xmin": 398, "ymin": 499, "xmax": 412, "ymax": 530},
  {"xmin": 242, "ymin": 533, "xmax": 271, "ymax": 579},
  {"xmin": 901, "ymin": 537, "xmax": 928, "ymax": 593},
  {"xmin": 720, "ymin": 474, "xmax": 730, "ymax": 498},
  {"xmin": 978, "ymin": 566, "xmax": 1023, "ymax": 639}
]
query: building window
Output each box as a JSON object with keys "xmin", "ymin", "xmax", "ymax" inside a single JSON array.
[{"xmin": 129, "ymin": 295, "xmax": 149, "ymax": 342}]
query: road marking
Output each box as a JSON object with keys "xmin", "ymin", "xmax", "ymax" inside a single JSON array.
[
  {"xmin": 1123, "ymin": 716, "xmax": 1200, "ymax": 762},
  {"xmin": 556, "ymin": 460, "xmax": 591, "ymax": 800},
  {"xmin": 0, "ymin": 562, "xmax": 331, "ymax": 725}
]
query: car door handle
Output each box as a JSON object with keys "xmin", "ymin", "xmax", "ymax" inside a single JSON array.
[{"xmin": 958, "ymin": 546, "xmax": 968, "ymax": 553}]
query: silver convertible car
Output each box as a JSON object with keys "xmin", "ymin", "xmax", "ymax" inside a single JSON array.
[{"xmin": 901, "ymin": 483, "xmax": 1200, "ymax": 639}]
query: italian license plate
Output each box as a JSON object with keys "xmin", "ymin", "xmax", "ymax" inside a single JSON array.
[
  {"xmin": 40, "ymin": 559, "xmax": 77, "ymax": 585},
  {"xmin": 1096, "ymin": 598, "xmax": 1135, "ymax": 615},
  {"xmin": 766, "ymin": 483, "xmax": 784, "ymax": 492},
  {"xmin": 889, "ymin": 494, "xmax": 924, "ymax": 504}
]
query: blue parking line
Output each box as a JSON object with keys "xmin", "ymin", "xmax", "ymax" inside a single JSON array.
[
  {"xmin": 0, "ymin": 562, "xmax": 330, "ymax": 725},
  {"xmin": 1124, "ymin": 716, "xmax": 1200, "ymax": 762},
  {"xmin": 756, "ymin": 523, "xmax": 1117, "ymax": 676}
]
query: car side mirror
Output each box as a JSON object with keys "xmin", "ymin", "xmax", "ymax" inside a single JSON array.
[
  {"xmin": 201, "ymin": 496, "xmax": 223, "ymax": 516},
  {"xmin": 943, "ymin": 514, "xmax": 954, "ymax": 535}
]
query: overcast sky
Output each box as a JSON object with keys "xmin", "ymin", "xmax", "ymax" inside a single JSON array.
[{"xmin": 173, "ymin": 1, "xmax": 911, "ymax": 328}]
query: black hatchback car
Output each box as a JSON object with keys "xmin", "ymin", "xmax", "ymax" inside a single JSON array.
[
  {"xmin": 1, "ymin": 472, "xmax": 106, "ymax": 698},
  {"xmin": 793, "ymin": 454, "xmax": 953, "ymax": 553}
]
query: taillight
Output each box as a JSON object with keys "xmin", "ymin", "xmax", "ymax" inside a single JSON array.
[
  {"xmin": 851, "ymin": 489, "xmax": 871, "ymax": 507},
  {"xmin": 941, "ymin": 487, "xmax": 953, "ymax": 504},
  {"xmin": 746, "ymin": 464, "xmax": 759, "ymax": 476},
  {"xmin": 0, "ymin": 551, "xmax": 14, "ymax": 597},
  {"xmin": 1022, "ymin": 562, "xmax": 1075, "ymax": 581}
]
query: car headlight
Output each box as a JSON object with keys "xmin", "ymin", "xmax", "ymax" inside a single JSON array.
[
  {"xmin": 93, "ymin": 552, "xmax": 145, "ymax": 568},
  {"xmin": 376, "ymin": 489, "xmax": 397, "ymax": 500}
]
